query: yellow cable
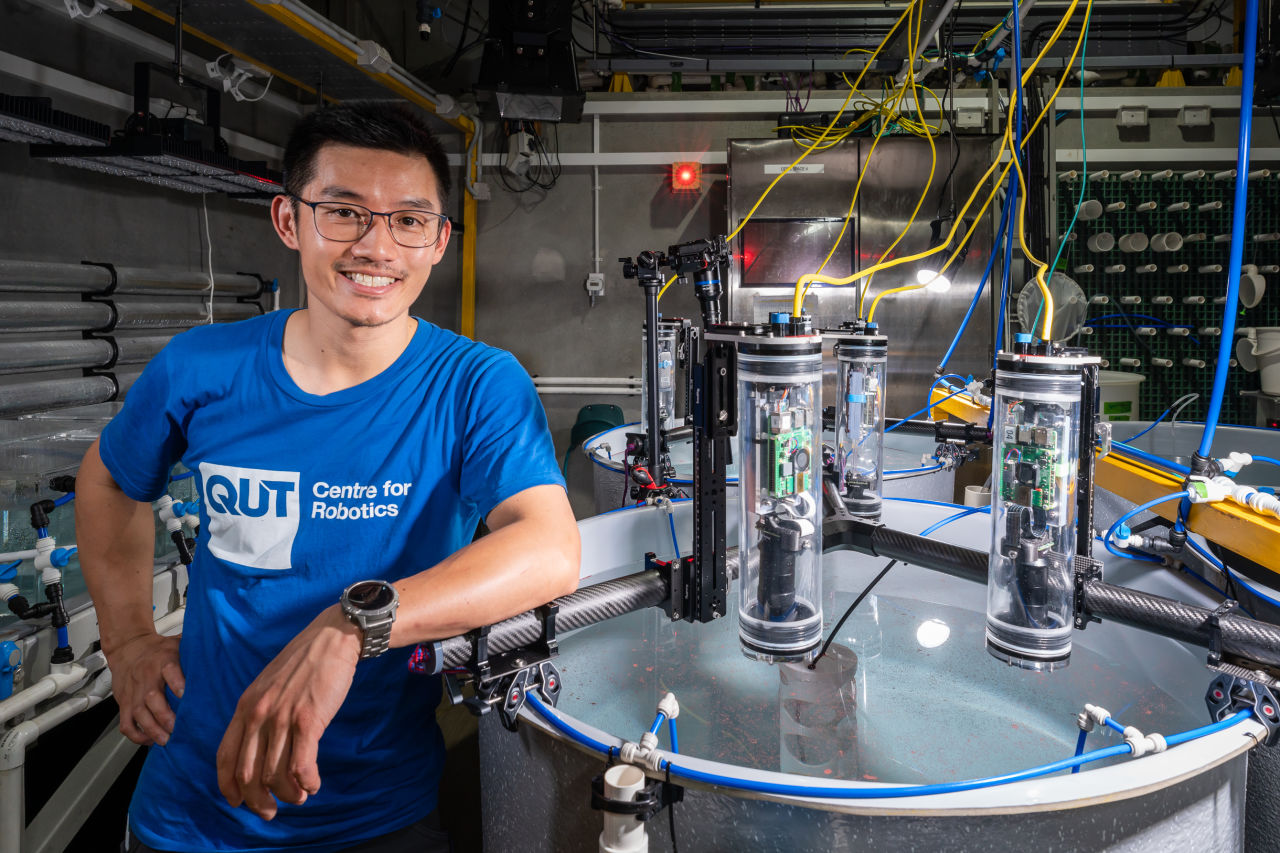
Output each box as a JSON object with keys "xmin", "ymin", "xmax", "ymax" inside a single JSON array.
[
  {"xmin": 656, "ymin": 274, "xmax": 677, "ymax": 303},
  {"xmin": 855, "ymin": 8, "xmax": 937, "ymax": 307},
  {"xmin": 809, "ymin": 2, "xmax": 920, "ymax": 282},
  {"xmin": 724, "ymin": 3, "xmax": 911, "ymax": 245},
  {"xmin": 797, "ymin": 0, "xmax": 1087, "ymax": 324}
]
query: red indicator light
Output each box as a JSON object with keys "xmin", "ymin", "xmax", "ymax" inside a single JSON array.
[{"xmin": 671, "ymin": 161, "xmax": 702, "ymax": 192}]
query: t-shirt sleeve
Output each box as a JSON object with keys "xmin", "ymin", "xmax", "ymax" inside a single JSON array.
[
  {"xmin": 98, "ymin": 337, "xmax": 191, "ymax": 502},
  {"xmin": 459, "ymin": 351, "xmax": 565, "ymax": 518}
]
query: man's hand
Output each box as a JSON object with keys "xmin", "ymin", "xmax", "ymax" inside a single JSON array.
[
  {"xmin": 107, "ymin": 632, "xmax": 185, "ymax": 746},
  {"xmin": 215, "ymin": 605, "xmax": 361, "ymax": 821}
]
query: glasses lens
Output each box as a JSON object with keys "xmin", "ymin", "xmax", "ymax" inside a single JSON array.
[
  {"xmin": 388, "ymin": 211, "xmax": 439, "ymax": 248},
  {"xmin": 313, "ymin": 202, "xmax": 372, "ymax": 242}
]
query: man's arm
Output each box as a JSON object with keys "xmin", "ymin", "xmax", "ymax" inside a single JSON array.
[
  {"xmin": 76, "ymin": 439, "xmax": 186, "ymax": 746},
  {"xmin": 216, "ymin": 484, "xmax": 580, "ymax": 820}
]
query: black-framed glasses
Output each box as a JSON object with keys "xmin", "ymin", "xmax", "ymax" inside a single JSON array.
[{"xmin": 291, "ymin": 195, "xmax": 448, "ymax": 248}]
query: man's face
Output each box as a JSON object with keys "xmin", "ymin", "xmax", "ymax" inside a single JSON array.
[{"xmin": 271, "ymin": 143, "xmax": 451, "ymax": 329}]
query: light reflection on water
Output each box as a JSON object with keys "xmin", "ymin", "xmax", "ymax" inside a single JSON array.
[{"xmin": 554, "ymin": 551, "xmax": 1205, "ymax": 785}]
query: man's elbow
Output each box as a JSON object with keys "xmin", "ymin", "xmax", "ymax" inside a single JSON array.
[{"xmin": 550, "ymin": 523, "xmax": 581, "ymax": 599}]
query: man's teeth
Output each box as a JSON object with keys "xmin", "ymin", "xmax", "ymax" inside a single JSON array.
[{"xmin": 348, "ymin": 272, "xmax": 396, "ymax": 288}]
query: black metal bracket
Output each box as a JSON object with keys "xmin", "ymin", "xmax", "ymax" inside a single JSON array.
[
  {"xmin": 444, "ymin": 604, "xmax": 562, "ymax": 730},
  {"xmin": 1072, "ymin": 555, "xmax": 1104, "ymax": 631},
  {"xmin": 1206, "ymin": 599, "xmax": 1239, "ymax": 669},
  {"xmin": 590, "ymin": 772, "xmax": 684, "ymax": 822},
  {"xmin": 1206, "ymin": 672, "xmax": 1280, "ymax": 747}
]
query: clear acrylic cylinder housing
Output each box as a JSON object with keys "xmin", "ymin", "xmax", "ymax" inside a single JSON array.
[
  {"xmin": 832, "ymin": 329, "xmax": 888, "ymax": 519},
  {"xmin": 986, "ymin": 351, "xmax": 1088, "ymax": 671},
  {"xmin": 641, "ymin": 321, "xmax": 679, "ymax": 433},
  {"xmin": 737, "ymin": 330, "xmax": 824, "ymax": 663}
]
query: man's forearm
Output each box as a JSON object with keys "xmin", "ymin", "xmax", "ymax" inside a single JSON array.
[
  {"xmin": 76, "ymin": 440, "xmax": 166, "ymax": 654},
  {"xmin": 388, "ymin": 486, "xmax": 580, "ymax": 647}
]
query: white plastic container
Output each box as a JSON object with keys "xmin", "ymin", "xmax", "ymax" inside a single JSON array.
[{"xmin": 1098, "ymin": 370, "xmax": 1146, "ymax": 421}]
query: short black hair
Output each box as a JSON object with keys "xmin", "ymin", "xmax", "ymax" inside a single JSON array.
[{"xmin": 282, "ymin": 102, "xmax": 452, "ymax": 208}]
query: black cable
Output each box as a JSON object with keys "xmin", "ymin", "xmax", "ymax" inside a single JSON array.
[
  {"xmin": 1112, "ymin": 305, "xmax": 1178, "ymax": 407},
  {"xmin": 666, "ymin": 764, "xmax": 679, "ymax": 853},
  {"xmin": 442, "ymin": 0, "xmax": 475, "ymax": 77},
  {"xmin": 808, "ymin": 559, "xmax": 896, "ymax": 669}
]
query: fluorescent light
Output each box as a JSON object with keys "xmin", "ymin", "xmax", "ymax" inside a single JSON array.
[{"xmin": 916, "ymin": 268, "xmax": 952, "ymax": 293}]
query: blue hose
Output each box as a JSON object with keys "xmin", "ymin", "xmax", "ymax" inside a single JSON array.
[
  {"xmin": 1197, "ymin": 0, "xmax": 1257, "ymax": 459},
  {"xmin": 1071, "ymin": 729, "xmax": 1088, "ymax": 773},
  {"xmin": 885, "ymin": 387, "xmax": 970, "ymax": 435},
  {"xmin": 650, "ymin": 711, "xmax": 667, "ymax": 736},
  {"xmin": 885, "ymin": 496, "xmax": 970, "ymax": 510},
  {"xmin": 56, "ymin": 626, "xmax": 69, "ymax": 648},
  {"xmin": 1251, "ymin": 455, "xmax": 1280, "ymax": 470},
  {"xmin": 52, "ymin": 492, "xmax": 74, "ymax": 507},
  {"xmin": 1189, "ymin": 535, "xmax": 1280, "ymax": 610},
  {"xmin": 919, "ymin": 507, "xmax": 989, "ymax": 537},
  {"xmin": 938, "ymin": 193, "xmax": 1013, "ymax": 373},
  {"xmin": 523, "ymin": 693, "xmax": 1252, "ymax": 799},
  {"xmin": 1112, "ymin": 442, "xmax": 1192, "ymax": 477},
  {"xmin": 668, "ymin": 718, "xmax": 680, "ymax": 754},
  {"xmin": 667, "ymin": 513, "xmax": 681, "ymax": 558}
]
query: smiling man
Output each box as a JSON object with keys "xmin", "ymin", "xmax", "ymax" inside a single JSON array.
[{"xmin": 76, "ymin": 103, "xmax": 580, "ymax": 853}]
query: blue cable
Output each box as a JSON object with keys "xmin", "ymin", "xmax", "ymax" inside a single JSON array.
[
  {"xmin": 1123, "ymin": 404, "xmax": 1178, "ymax": 445},
  {"xmin": 887, "ymin": 464, "xmax": 945, "ymax": 476},
  {"xmin": 52, "ymin": 492, "xmax": 74, "ymax": 507},
  {"xmin": 938, "ymin": 191, "xmax": 1013, "ymax": 373},
  {"xmin": 885, "ymin": 496, "xmax": 970, "ymax": 510},
  {"xmin": 885, "ymin": 387, "xmax": 969, "ymax": 435},
  {"xmin": 1112, "ymin": 442, "xmax": 1192, "ymax": 477},
  {"xmin": 1251, "ymin": 455, "xmax": 1280, "ymax": 470},
  {"xmin": 919, "ymin": 507, "xmax": 990, "ymax": 537},
  {"xmin": 668, "ymin": 717, "xmax": 680, "ymax": 754},
  {"xmin": 1103, "ymin": 492, "xmax": 1188, "ymax": 564},
  {"xmin": 56, "ymin": 626, "xmax": 69, "ymax": 648},
  {"xmin": 667, "ymin": 512, "xmax": 681, "ymax": 558},
  {"xmin": 1102, "ymin": 717, "xmax": 1127, "ymax": 736},
  {"xmin": 1189, "ymin": 535, "xmax": 1280, "ymax": 610},
  {"xmin": 1071, "ymin": 729, "xmax": 1088, "ymax": 773},
  {"xmin": 524, "ymin": 693, "xmax": 1252, "ymax": 799},
  {"xmin": 1196, "ymin": 0, "xmax": 1257, "ymax": 461},
  {"xmin": 649, "ymin": 711, "xmax": 667, "ymax": 736}
]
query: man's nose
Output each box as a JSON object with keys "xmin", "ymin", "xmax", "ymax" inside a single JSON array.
[{"xmin": 349, "ymin": 214, "xmax": 399, "ymax": 260}]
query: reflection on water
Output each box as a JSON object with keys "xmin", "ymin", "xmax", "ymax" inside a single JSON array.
[{"xmin": 555, "ymin": 552, "xmax": 1205, "ymax": 785}]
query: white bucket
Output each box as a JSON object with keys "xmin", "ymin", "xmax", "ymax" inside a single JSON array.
[
  {"xmin": 1098, "ymin": 370, "xmax": 1145, "ymax": 421},
  {"xmin": 1236, "ymin": 327, "xmax": 1280, "ymax": 395}
]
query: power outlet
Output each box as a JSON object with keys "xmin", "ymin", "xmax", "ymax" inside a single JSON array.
[{"xmin": 585, "ymin": 272, "xmax": 605, "ymax": 306}]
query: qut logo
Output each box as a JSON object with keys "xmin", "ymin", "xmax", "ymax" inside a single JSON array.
[{"xmin": 198, "ymin": 462, "xmax": 300, "ymax": 570}]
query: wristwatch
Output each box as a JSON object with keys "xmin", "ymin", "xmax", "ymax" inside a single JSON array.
[{"xmin": 340, "ymin": 580, "xmax": 399, "ymax": 659}]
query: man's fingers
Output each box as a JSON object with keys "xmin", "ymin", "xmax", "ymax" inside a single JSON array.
[
  {"xmin": 117, "ymin": 706, "xmax": 154, "ymax": 746},
  {"xmin": 161, "ymin": 661, "xmax": 186, "ymax": 699},
  {"xmin": 143, "ymin": 688, "xmax": 176, "ymax": 739},
  {"xmin": 262, "ymin": 724, "xmax": 306, "ymax": 806},
  {"xmin": 237, "ymin": 726, "xmax": 277, "ymax": 820},
  {"xmin": 129, "ymin": 704, "xmax": 165, "ymax": 746},
  {"xmin": 288, "ymin": 715, "xmax": 324, "ymax": 797},
  {"xmin": 216, "ymin": 716, "xmax": 246, "ymax": 807}
]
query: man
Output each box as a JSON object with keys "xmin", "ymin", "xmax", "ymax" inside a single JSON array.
[{"xmin": 77, "ymin": 102, "xmax": 580, "ymax": 853}]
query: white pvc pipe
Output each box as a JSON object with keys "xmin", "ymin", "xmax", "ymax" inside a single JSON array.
[
  {"xmin": 0, "ymin": 651, "xmax": 105, "ymax": 729},
  {"xmin": 599, "ymin": 764, "xmax": 648, "ymax": 853},
  {"xmin": 0, "ymin": 542, "xmax": 77, "ymax": 563},
  {"xmin": 0, "ymin": 668, "xmax": 114, "ymax": 853}
]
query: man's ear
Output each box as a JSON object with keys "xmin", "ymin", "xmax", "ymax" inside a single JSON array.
[
  {"xmin": 271, "ymin": 195, "xmax": 301, "ymax": 251},
  {"xmin": 430, "ymin": 217, "xmax": 452, "ymax": 264}
]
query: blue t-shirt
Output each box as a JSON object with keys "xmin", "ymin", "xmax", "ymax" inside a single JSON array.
[{"xmin": 99, "ymin": 309, "xmax": 564, "ymax": 852}]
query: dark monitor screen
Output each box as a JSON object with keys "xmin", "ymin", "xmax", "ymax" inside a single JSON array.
[{"xmin": 737, "ymin": 218, "xmax": 855, "ymax": 289}]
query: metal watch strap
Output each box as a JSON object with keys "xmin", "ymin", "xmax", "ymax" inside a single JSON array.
[{"xmin": 358, "ymin": 613, "xmax": 394, "ymax": 659}]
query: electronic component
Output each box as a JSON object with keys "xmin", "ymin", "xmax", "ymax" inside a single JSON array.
[
  {"xmin": 729, "ymin": 317, "xmax": 824, "ymax": 664},
  {"xmin": 986, "ymin": 347, "xmax": 1098, "ymax": 671},
  {"xmin": 832, "ymin": 324, "xmax": 888, "ymax": 520}
]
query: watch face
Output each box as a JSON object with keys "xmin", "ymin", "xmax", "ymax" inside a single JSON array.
[{"xmin": 348, "ymin": 581, "xmax": 395, "ymax": 610}]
